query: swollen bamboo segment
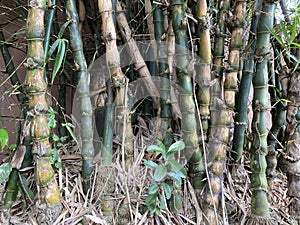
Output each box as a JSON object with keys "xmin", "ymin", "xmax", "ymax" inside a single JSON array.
[
  {"xmin": 65, "ymin": 0, "xmax": 95, "ymax": 193},
  {"xmin": 171, "ymin": 0, "xmax": 204, "ymax": 191},
  {"xmin": 224, "ymin": 0, "xmax": 246, "ymax": 110},
  {"xmin": 247, "ymin": 1, "xmax": 275, "ymax": 223},
  {"xmin": 197, "ymin": 0, "xmax": 211, "ymax": 141},
  {"xmin": 25, "ymin": 0, "xmax": 61, "ymax": 216}
]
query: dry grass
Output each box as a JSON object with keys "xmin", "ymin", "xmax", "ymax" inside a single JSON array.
[{"xmin": 0, "ymin": 131, "xmax": 297, "ymax": 225}]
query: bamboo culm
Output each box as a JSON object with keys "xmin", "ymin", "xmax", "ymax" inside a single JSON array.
[
  {"xmin": 171, "ymin": 0, "xmax": 204, "ymax": 192},
  {"xmin": 65, "ymin": 0, "xmax": 95, "ymax": 193},
  {"xmin": 24, "ymin": 0, "xmax": 62, "ymax": 221},
  {"xmin": 247, "ymin": 1, "xmax": 275, "ymax": 222},
  {"xmin": 232, "ymin": 0, "xmax": 263, "ymax": 164}
]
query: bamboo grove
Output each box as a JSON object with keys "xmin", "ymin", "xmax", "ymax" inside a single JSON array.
[{"xmin": 0, "ymin": 0, "xmax": 299, "ymax": 224}]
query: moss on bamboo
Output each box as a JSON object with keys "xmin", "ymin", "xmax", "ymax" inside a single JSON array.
[
  {"xmin": 24, "ymin": 0, "xmax": 61, "ymax": 220},
  {"xmin": 247, "ymin": 1, "xmax": 275, "ymax": 222},
  {"xmin": 232, "ymin": 0, "xmax": 263, "ymax": 163},
  {"xmin": 65, "ymin": 0, "xmax": 95, "ymax": 193},
  {"xmin": 171, "ymin": 0, "xmax": 204, "ymax": 191}
]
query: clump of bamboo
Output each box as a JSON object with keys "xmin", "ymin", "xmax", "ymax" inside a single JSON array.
[
  {"xmin": 65, "ymin": 0, "xmax": 95, "ymax": 193},
  {"xmin": 171, "ymin": 0, "xmax": 204, "ymax": 192},
  {"xmin": 232, "ymin": 0, "xmax": 263, "ymax": 164},
  {"xmin": 153, "ymin": 0, "xmax": 173, "ymax": 146},
  {"xmin": 24, "ymin": 0, "xmax": 61, "ymax": 220},
  {"xmin": 246, "ymin": 1, "xmax": 276, "ymax": 223},
  {"xmin": 196, "ymin": 0, "xmax": 211, "ymax": 141}
]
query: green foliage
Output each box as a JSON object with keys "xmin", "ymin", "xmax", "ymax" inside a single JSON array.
[
  {"xmin": 0, "ymin": 128, "xmax": 9, "ymax": 150},
  {"xmin": 143, "ymin": 140, "xmax": 186, "ymax": 215},
  {"xmin": 19, "ymin": 175, "xmax": 35, "ymax": 199},
  {"xmin": 45, "ymin": 20, "xmax": 71, "ymax": 85},
  {"xmin": 0, "ymin": 163, "xmax": 12, "ymax": 184},
  {"xmin": 269, "ymin": 15, "xmax": 300, "ymax": 72}
]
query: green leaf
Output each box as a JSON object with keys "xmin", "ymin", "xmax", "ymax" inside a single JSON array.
[
  {"xmin": 154, "ymin": 165, "xmax": 167, "ymax": 182},
  {"xmin": 145, "ymin": 193, "xmax": 157, "ymax": 205},
  {"xmin": 146, "ymin": 145, "xmax": 165, "ymax": 154},
  {"xmin": 169, "ymin": 160, "xmax": 187, "ymax": 178},
  {"xmin": 0, "ymin": 128, "xmax": 9, "ymax": 150},
  {"xmin": 51, "ymin": 39, "xmax": 66, "ymax": 84},
  {"xmin": 167, "ymin": 172, "xmax": 182, "ymax": 185},
  {"xmin": 148, "ymin": 183, "xmax": 159, "ymax": 195},
  {"xmin": 291, "ymin": 42, "xmax": 300, "ymax": 48},
  {"xmin": 62, "ymin": 123, "xmax": 78, "ymax": 143},
  {"xmin": 58, "ymin": 20, "xmax": 72, "ymax": 39},
  {"xmin": 45, "ymin": 39, "xmax": 60, "ymax": 61},
  {"xmin": 9, "ymin": 144, "xmax": 17, "ymax": 151},
  {"xmin": 156, "ymin": 140, "xmax": 165, "ymax": 151},
  {"xmin": 148, "ymin": 203, "xmax": 156, "ymax": 214},
  {"xmin": 53, "ymin": 134, "xmax": 59, "ymax": 142},
  {"xmin": 60, "ymin": 136, "xmax": 68, "ymax": 142},
  {"xmin": 20, "ymin": 175, "xmax": 35, "ymax": 199},
  {"xmin": 286, "ymin": 51, "xmax": 300, "ymax": 63},
  {"xmin": 144, "ymin": 160, "xmax": 158, "ymax": 169},
  {"xmin": 155, "ymin": 207, "xmax": 161, "ymax": 215},
  {"xmin": 161, "ymin": 182, "xmax": 173, "ymax": 199},
  {"xmin": 167, "ymin": 141, "xmax": 185, "ymax": 153},
  {"xmin": 0, "ymin": 163, "xmax": 12, "ymax": 184},
  {"xmin": 280, "ymin": 21, "xmax": 289, "ymax": 44},
  {"xmin": 268, "ymin": 26, "xmax": 285, "ymax": 48},
  {"xmin": 159, "ymin": 193, "xmax": 166, "ymax": 210},
  {"xmin": 290, "ymin": 17, "xmax": 297, "ymax": 44}
]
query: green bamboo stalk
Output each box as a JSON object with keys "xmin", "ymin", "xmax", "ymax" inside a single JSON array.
[
  {"xmin": 232, "ymin": 0, "xmax": 263, "ymax": 164},
  {"xmin": 24, "ymin": 0, "xmax": 61, "ymax": 217},
  {"xmin": 246, "ymin": 1, "xmax": 275, "ymax": 222},
  {"xmin": 196, "ymin": 0, "xmax": 211, "ymax": 141},
  {"xmin": 65, "ymin": 0, "xmax": 95, "ymax": 193},
  {"xmin": 153, "ymin": 0, "xmax": 173, "ymax": 146},
  {"xmin": 171, "ymin": 0, "xmax": 204, "ymax": 192}
]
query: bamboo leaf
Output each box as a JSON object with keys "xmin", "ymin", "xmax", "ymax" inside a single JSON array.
[
  {"xmin": 154, "ymin": 165, "xmax": 167, "ymax": 182},
  {"xmin": 0, "ymin": 128, "xmax": 9, "ymax": 150},
  {"xmin": 20, "ymin": 175, "xmax": 35, "ymax": 199},
  {"xmin": 148, "ymin": 183, "xmax": 159, "ymax": 195},
  {"xmin": 45, "ymin": 39, "xmax": 60, "ymax": 61},
  {"xmin": 280, "ymin": 22, "xmax": 289, "ymax": 45},
  {"xmin": 144, "ymin": 160, "xmax": 158, "ymax": 169},
  {"xmin": 268, "ymin": 26, "xmax": 285, "ymax": 48},
  {"xmin": 161, "ymin": 182, "xmax": 173, "ymax": 199},
  {"xmin": 51, "ymin": 40, "xmax": 66, "ymax": 84},
  {"xmin": 0, "ymin": 163, "xmax": 12, "ymax": 184},
  {"xmin": 291, "ymin": 42, "xmax": 300, "ymax": 48},
  {"xmin": 286, "ymin": 51, "xmax": 300, "ymax": 63},
  {"xmin": 62, "ymin": 123, "xmax": 78, "ymax": 143},
  {"xmin": 290, "ymin": 17, "xmax": 297, "ymax": 44},
  {"xmin": 58, "ymin": 20, "xmax": 72, "ymax": 39},
  {"xmin": 167, "ymin": 140, "xmax": 185, "ymax": 153}
]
